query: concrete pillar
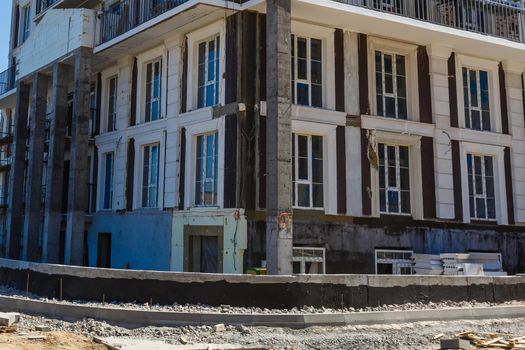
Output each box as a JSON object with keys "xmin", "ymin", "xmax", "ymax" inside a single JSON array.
[
  {"xmin": 42, "ymin": 63, "xmax": 69, "ymax": 263},
  {"xmin": 21, "ymin": 73, "xmax": 48, "ymax": 261},
  {"xmin": 64, "ymin": 48, "xmax": 92, "ymax": 265},
  {"xmin": 5, "ymin": 81, "xmax": 30, "ymax": 259},
  {"xmin": 265, "ymin": 0, "xmax": 293, "ymax": 275}
]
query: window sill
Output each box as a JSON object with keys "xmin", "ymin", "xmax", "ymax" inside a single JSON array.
[
  {"xmin": 361, "ymin": 114, "xmax": 434, "ymax": 137},
  {"xmin": 449, "ymin": 127, "xmax": 512, "ymax": 147},
  {"xmin": 259, "ymin": 102, "xmax": 346, "ymax": 126}
]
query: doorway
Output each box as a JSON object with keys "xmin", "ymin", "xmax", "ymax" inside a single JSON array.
[
  {"xmin": 97, "ymin": 233, "xmax": 111, "ymax": 268},
  {"xmin": 184, "ymin": 226, "xmax": 223, "ymax": 273}
]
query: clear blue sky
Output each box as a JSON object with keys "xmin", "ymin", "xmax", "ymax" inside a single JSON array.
[{"xmin": 0, "ymin": 1, "xmax": 12, "ymax": 71}]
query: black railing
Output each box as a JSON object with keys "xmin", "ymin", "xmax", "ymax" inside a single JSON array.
[
  {"xmin": 0, "ymin": 66, "xmax": 16, "ymax": 96},
  {"xmin": 334, "ymin": 0, "xmax": 525, "ymax": 42},
  {"xmin": 36, "ymin": 0, "xmax": 61, "ymax": 15}
]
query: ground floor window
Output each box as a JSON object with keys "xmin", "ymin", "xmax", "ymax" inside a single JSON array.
[
  {"xmin": 195, "ymin": 131, "xmax": 218, "ymax": 207},
  {"xmin": 467, "ymin": 154, "xmax": 496, "ymax": 220},
  {"xmin": 375, "ymin": 249, "xmax": 413, "ymax": 275},
  {"xmin": 142, "ymin": 143, "xmax": 160, "ymax": 208},
  {"xmin": 378, "ymin": 143, "xmax": 410, "ymax": 215},
  {"xmin": 292, "ymin": 133, "xmax": 323, "ymax": 209},
  {"xmin": 103, "ymin": 152, "xmax": 113, "ymax": 210}
]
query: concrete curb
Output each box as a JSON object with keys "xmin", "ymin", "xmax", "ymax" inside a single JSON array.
[{"xmin": 1, "ymin": 295, "xmax": 525, "ymax": 329}]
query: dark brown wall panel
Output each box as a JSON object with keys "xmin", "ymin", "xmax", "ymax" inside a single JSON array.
[
  {"xmin": 361, "ymin": 129, "xmax": 371, "ymax": 215},
  {"xmin": 336, "ymin": 126, "xmax": 347, "ymax": 214},
  {"xmin": 499, "ymin": 63, "xmax": 509, "ymax": 135},
  {"xmin": 358, "ymin": 33, "xmax": 369, "ymax": 116},
  {"xmin": 178, "ymin": 128, "xmax": 186, "ymax": 210},
  {"xmin": 421, "ymin": 136, "xmax": 436, "ymax": 218},
  {"xmin": 126, "ymin": 138, "xmax": 135, "ymax": 211},
  {"xmin": 505, "ymin": 147, "xmax": 515, "ymax": 225},
  {"xmin": 448, "ymin": 53, "xmax": 458, "ymax": 128},
  {"xmin": 130, "ymin": 58, "xmax": 137, "ymax": 126},
  {"xmin": 417, "ymin": 46, "xmax": 432, "ymax": 124},
  {"xmin": 334, "ymin": 29, "xmax": 345, "ymax": 113},
  {"xmin": 451, "ymin": 140, "xmax": 463, "ymax": 221}
]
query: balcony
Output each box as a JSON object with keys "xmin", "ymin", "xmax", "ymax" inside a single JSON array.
[
  {"xmin": 36, "ymin": 0, "xmax": 61, "ymax": 15},
  {"xmin": 99, "ymin": 0, "xmax": 243, "ymax": 45},
  {"xmin": 0, "ymin": 66, "xmax": 16, "ymax": 97},
  {"xmin": 334, "ymin": 0, "xmax": 525, "ymax": 42}
]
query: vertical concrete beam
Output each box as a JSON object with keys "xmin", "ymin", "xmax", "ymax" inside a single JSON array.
[
  {"xmin": 22, "ymin": 73, "xmax": 48, "ymax": 261},
  {"xmin": 265, "ymin": 0, "xmax": 293, "ymax": 275},
  {"xmin": 42, "ymin": 63, "xmax": 69, "ymax": 263},
  {"xmin": 65, "ymin": 48, "xmax": 92, "ymax": 265},
  {"xmin": 5, "ymin": 81, "xmax": 30, "ymax": 259}
]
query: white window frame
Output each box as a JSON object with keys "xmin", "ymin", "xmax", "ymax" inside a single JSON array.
[
  {"xmin": 378, "ymin": 143, "xmax": 411, "ymax": 215},
  {"xmin": 291, "ymin": 21, "xmax": 335, "ymax": 110},
  {"xmin": 184, "ymin": 118, "xmax": 225, "ymax": 209},
  {"xmin": 96, "ymin": 143, "xmax": 117, "ymax": 212},
  {"xmin": 456, "ymin": 55, "xmax": 501, "ymax": 133},
  {"xmin": 292, "ymin": 133, "xmax": 324, "ymax": 209},
  {"xmin": 187, "ymin": 21, "xmax": 226, "ymax": 112},
  {"xmin": 100, "ymin": 66, "xmax": 119, "ymax": 134},
  {"xmin": 196, "ymin": 35, "xmax": 221, "ymax": 109},
  {"xmin": 462, "ymin": 68, "xmax": 491, "ymax": 131},
  {"xmin": 194, "ymin": 131, "xmax": 219, "ymax": 207},
  {"xmin": 291, "ymin": 120, "xmax": 338, "ymax": 215},
  {"xmin": 144, "ymin": 58, "xmax": 163, "ymax": 122},
  {"xmin": 107, "ymin": 75, "xmax": 118, "ymax": 132},
  {"xmin": 141, "ymin": 143, "xmax": 161, "ymax": 208},
  {"xmin": 368, "ymin": 37, "xmax": 419, "ymax": 121},
  {"xmin": 375, "ymin": 249, "xmax": 414, "ymax": 275},
  {"xmin": 459, "ymin": 142, "xmax": 507, "ymax": 224},
  {"xmin": 374, "ymin": 51, "xmax": 408, "ymax": 119},
  {"xmin": 102, "ymin": 152, "xmax": 114, "ymax": 210},
  {"xmin": 467, "ymin": 153, "xmax": 496, "ymax": 221},
  {"xmin": 370, "ymin": 131, "xmax": 423, "ymax": 219},
  {"xmin": 136, "ymin": 46, "xmax": 167, "ymax": 124},
  {"xmin": 19, "ymin": 4, "xmax": 31, "ymax": 45}
]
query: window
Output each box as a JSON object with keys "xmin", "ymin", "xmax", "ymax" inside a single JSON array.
[
  {"xmin": 89, "ymin": 83, "xmax": 97, "ymax": 136},
  {"xmin": 142, "ymin": 144, "xmax": 160, "ymax": 208},
  {"xmin": 462, "ymin": 68, "xmax": 490, "ymax": 131},
  {"xmin": 375, "ymin": 249, "xmax": 413, "ymax": 275},
  {"xmin": 107, "ymin": 77, "xmax": 117, "ymax": 132},
  {"xmin": 378, "ymin": 144, "xmax": 410, "ymax": 215},
  {"xmin": 467, "ymin": 154, "xmax": 496, "ymax": 220},
  {"xmin": 195, "ymin": 132, "xmax": 218, "ymax": 206},
  {"xmin": 197, "ymin": 36, "xmax": 220, "ymax": 108},
  {"xmin": 145, "ymin": 60, "xmax": 162, "ymax": 122},
  {"xmin": 20, "ymin": 5, "xmax": 31, "ymax": 44},
  {"xmin": 103, "ymin": 153, "xmax": 113, "ymax": 210},
  {"xmin": 375, "ymin": 51, "xmax": 407, "ymax": 119},
  {"xmin": 291, "ymin": 35, "xmax": 322, "ymax": 108},
  {"xmin": 292, "ymin": 134, "xmax": 323, "ymax": 208}
]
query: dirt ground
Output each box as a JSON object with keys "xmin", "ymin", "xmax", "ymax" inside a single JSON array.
[{"xmin": 0, "ymin": 331, "xmax": 107, "ymax": 350}]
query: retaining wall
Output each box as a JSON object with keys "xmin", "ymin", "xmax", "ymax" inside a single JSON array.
[{"xmin": 1, "ymin": 259, "xmax": 525, "ymax": 309}]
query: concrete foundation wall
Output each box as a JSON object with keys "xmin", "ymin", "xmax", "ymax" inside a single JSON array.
[
  {"xmin": 246, "ymin": 214, "xmax": 525, "ymax": 274},
  {"xmin": 87, "ymin": 210, "xmax": 173, "ymax": 270}
]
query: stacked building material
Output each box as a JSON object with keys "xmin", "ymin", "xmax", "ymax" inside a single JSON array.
[
  {"xmin": 439, "ymin": 253, "xmax": 505, "ymax": 276},
  {"xmin": 411, "ymin": 254, "xmax": 444, "ymax": 275}
]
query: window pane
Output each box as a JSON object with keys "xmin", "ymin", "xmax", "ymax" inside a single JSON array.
[
  {"xmin": 385, "ymin": 73, "xmax": 393, "ymax": 94},
  {"xmin": 388, "ymin": 166, "xmax": 397, "ymax": 187},
  {"xmin": 487, "ymin": 198, "xmax": 496, "ymax": 219},
  {"xmin": 485, "ymin": 157, "xmax": 493, "ymax": 177},
  {"xmin": 469, "ymin": 196, "xmax": 475, "ymax": 218},
  {"xmin": 384, "ymin": 54, "xmax": 392, "ymax": 75},
  {"xmin": 298, "ymin": 135, "xmax": 308, "ymax": 157},
  {"xmin": 476, "ymin": 198, "xmax": 486, "ymax": 219},
  {"xmin": 401, "ymin": 191, "xmax": 410, "ymax": 213},
  {"xmin": 311, "ymin": 61, "xmax": 322, "ymax": 85},
  {"xmin": 399, "ymin": 146, "xmax": 409, "ymax": 167},
  {"xmin": 388, "ymin": 190, "xmax": 399, "ymax": 213},
  {"xmin": 398, "ymin": 98, "xmax": 407, "ymax": 119},
  {"xmin": 297, "ymin": 59, "xmax": 307, "ymax": 81},
  {"xmin": 205, "ymin": 84, "xmax": 215, "ymax": 107},
  {"xmin": 312, "ymin": 159, "xmax": 323, "ymax": 183},
  {"xmin": 396, "ymin": 75, "xmax": 406, "ymax": 98},
  {"xmin": 400, "ymin": 168, "xmax": 410, "ymax": 191},
  {"xmin": 298, "ymin": 158, "xmax": 308, "ymax": 180},
  {"xmin": 482, "ymin": 111, "xmax": 491, "ymax": 131},
  {"xmin": 297, "ymin": 184, "xmax": 310, "ymax": 207},
  {"xmin": 312, "ymin": 184, "xmax": 323, "ymax": 208},
  {"xmin": 298, "ymin": 37, "xmax": 307, "ymax": 58},
  {"xmin": 471, "ymin": 110, "xmax": 481, "ymax": 130},
  {"xmin": 311, "ymin": 85, "xmax": 322, "ymax": 108},
  {"xmin": 379, "ymin": 165, "xmax": 385, "ymax": 189},
  {"xmin": 385, "ymin": 97, "xmax": 396, "ymax": 118},
  {"xmin": 198, "ymin": 42, "xmax": 206, "ymax": 64},
  {"xmin": 311, "ymin": 39, "xmax": 322, "ymax": 61},
  {"xmin": 469, "ymin": 70, "xmax": 478, "ymax": 108},
  {"xmin": 380, "ymin": 189, "xmax": 386, "ymax": 212},
  {"xmin": 396, "ymin": 55, "xmax": 405, "ymax": 77},
  {"xmin": 297, "ymin": 83, "xmax": 309, "ymax": 106}
]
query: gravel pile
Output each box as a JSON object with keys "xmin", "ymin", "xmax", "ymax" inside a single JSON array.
[
  {"xmin": 0, "ymin": 285, "xmax": 522, "ymax": 315},
  {"xmin": 15, "ymin": 313, "xmax": 525, "ymax": 349}
]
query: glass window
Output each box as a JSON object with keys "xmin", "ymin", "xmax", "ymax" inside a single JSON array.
[
  {"xmin": 291, "ymin": 35, "xmax": 323, "ymax": 108},
  {"xmin": 197, "ymin": 36, "xmax": 221, "ymax": 109},
  {"xmin": 89, "ymin": 83, "xmax": 96, "ymax": 137},
  {"xmin": 145, "ymin": 59, "xmax": 162, "ymax": 122},
  {"xmin": 21, "ymin": 5, "xmax": 31, "ymax": 44},
  {"xmin": 467, "ymin": 154, "xmax": 496, "ymax": 220},
  {"xmin": 195, "ymin": 132, "xmax": 219, "ymax": 207},
  {"xmin": 107, "ymin": 76, "xmax": 117, "ymax": 132},
  {"xmin": 463, "ymin": 68, "xmax": 490, "ymax": 131},
  {"xmin": 379, "ymin": 144, "xmax": 410, "ymax": 215},
  {"xmin": 292, "ymin": 134, "xmax": 324, "ymax": 208},
  {"xmin": 142, "ymin": 144, "xmax": 160, "ymax": 208},
  {"xmin": 103, "ymin": 153, "xmax": 113, "ymax": 210},
  {"xmin": 375, "ymin": 51, "xmax": 407, "ymax": 119}
]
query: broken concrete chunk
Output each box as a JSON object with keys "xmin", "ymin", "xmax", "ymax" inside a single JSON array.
[
  {"xmin": 0, "ymin": 312, "xmax": 20, "ymax": 326},
  {"xmin": 179, "ymin": 336, "xmax": 189, "ymax": 345},
  {"xmin": 27, "ymin": 335, "xmax": 47, "ymax": 341},
  {"xmin": 213, "ymin": 323, "xmax": 226, "ymax": 333},
  {"xmin": 35, "ymin": 325, "xmax": 51, "ymax": 332},
  {"xmin": 440, "ymin": 338, "xmax": 474, "ymax": 350}
]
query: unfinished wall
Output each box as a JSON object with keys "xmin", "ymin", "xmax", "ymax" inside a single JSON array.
[{"xmin": 87, "ymin": 210, "xmax": 173, "ymax": 270}]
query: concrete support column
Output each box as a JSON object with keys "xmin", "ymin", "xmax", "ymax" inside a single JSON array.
[
  {"xmin": 22, "ymin": 73, "xmax": 49, "ymax": 261},
  {"xmin": 5, "ymin": 82, "xmax": 30, "ymax": 259},
  {"xmin": 265, "ymin": 0, "xmax": 293, "ymax": 275},
  {"xmin": 65, "ymin": 48, "xmax": 92, "ymax": 265},
  {"xmin": 42, "ymin": 63, "xmax": 69, "ymax": 263}
]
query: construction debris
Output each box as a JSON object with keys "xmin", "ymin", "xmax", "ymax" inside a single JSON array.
[
  {"xmin": 411, "ymin": 253, "xmax": 506, "ymax": 276},
  {"xmin": 440, "ymin": 331, "xmax": 525, "ymax": 349}
]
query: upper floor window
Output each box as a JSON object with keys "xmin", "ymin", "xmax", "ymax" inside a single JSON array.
[
  {"xmin": 375, "ymin": 51, "xmax": 407, "ymax": 119},
  {"xmin": 89, "ymin": 83, "xmax": 96, "ymax": 137},
  {"xmin": 291, "ymin": 35, "xmax": 322, "ymax": 108},
  {"xmin": 197, "ymin": 36, "xmax": 220, "ymax": 109},
  {"xmin": 467, "ymin": 154, "xmax": 496, "ymax": 220},
  {"xmin": 378, "ymin": 143, "xmax": 410, "ymax": 215},
  {"xmin": 195, "ymin": 132, "xmax": 218, "ymax": 207},
  {"xmin": 145, "ymin": 59, "xmax": 162, "ymax": 122},
  {"xmin": 19, "ymin": 5, "xmax": 31, "ymax": 45},
  {"xmin": 142, "ymin": 144, "xmax": 160, "ymax": 208},
  {"xmin": 107, "ymin": 76, "xmax": 117, "ymax": 132},
  {"xmin": 292, "ymin": 133, "xmax": 323, "ymax": 209},
  {"xmin": 462, "ymin": 68, "xmax": 490, "ymax": 131},
  {"xmin": 103, "ymin": 152, "xmax": 114, "ymax": 210}
]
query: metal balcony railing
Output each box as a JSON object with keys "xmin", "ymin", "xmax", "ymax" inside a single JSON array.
[
  {"xmin": 36, "ymin": 0, "xmax": 61, "ymax": 15},
  {"xmin": 0, "ymin": 66, "xmax": 16, "ymax": 96},
  {"xmin": 333, "ymin": 0, "xmax": 525, "ymax": 42}
]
